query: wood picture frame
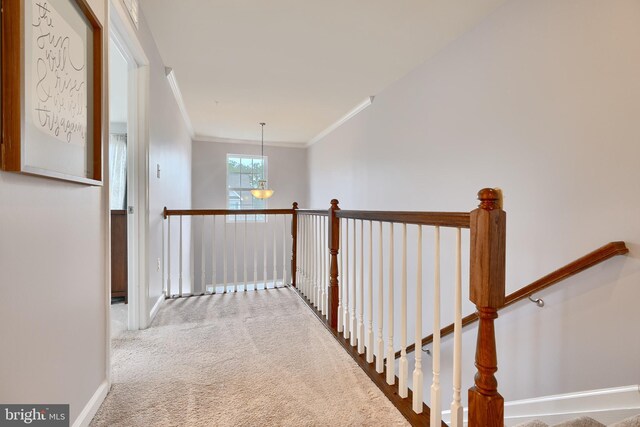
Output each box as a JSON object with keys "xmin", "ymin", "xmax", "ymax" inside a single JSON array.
[{"xmin": 1, "ymin": 0, "xmax": 103, "ymax": 185}]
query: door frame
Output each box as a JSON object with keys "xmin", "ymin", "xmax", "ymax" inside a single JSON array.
[{"xmin": 106, "ymin": 0, "xmax": 151, "ymax": 381}]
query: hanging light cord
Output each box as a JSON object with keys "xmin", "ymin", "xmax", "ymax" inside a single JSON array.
[{"xmin": 260, "ymin": 122, "xmax": 265, "ymax": 159}]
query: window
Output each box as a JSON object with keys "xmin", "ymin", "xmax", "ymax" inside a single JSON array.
[{"xmin": 227, "ymin": 154, "xmax": 267, "ymax": 220}]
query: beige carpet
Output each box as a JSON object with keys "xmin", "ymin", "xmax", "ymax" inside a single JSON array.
[{"xmin": 92, "ymin": 288, "xmax": 409, "ymax": 427}]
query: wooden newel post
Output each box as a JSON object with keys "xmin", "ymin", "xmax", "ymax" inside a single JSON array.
[
  {"xmin": 468, "ymin": 188, "xmax": 506, "ymax": 427},
  {"xmin": 291, "ymin": 202, "xmax": 298, "ymax": 288},
  {"xmin": 328, "ymin": 199, "xmax": 340, "ymax": 330}
]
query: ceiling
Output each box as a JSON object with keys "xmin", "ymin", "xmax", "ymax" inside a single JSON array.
[{"xmin": 140, "ymin": 0, "xmax": 506, "ymax": 144}]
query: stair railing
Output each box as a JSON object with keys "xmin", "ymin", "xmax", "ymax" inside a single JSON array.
[
  {"xmin": 163, "ymin": 191, "xmax": 627, "ymax": 426},
  {"xmin": 398, "ymin": 241, "xmax": 629, "ymax": 359},
  {"xmin": 162, "ymin": 205, "xmax": 297, "ymax": 297},
  {"xmin": 293, "ymin": 188, "xmax": 506, "ymax": 427}
]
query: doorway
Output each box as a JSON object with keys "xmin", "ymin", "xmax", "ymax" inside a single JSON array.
[
  {"xmin": 107, "ymin": 0, "xmax": 151, "ymax": 343},
  {"xmin": 108, "ymin": 37, "xmax": 130, "ymax": 336}
]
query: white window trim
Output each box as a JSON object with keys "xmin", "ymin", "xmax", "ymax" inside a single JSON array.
[{"xmin": 226, "ymin": 153, "xmax": 269, "ymax": 222}]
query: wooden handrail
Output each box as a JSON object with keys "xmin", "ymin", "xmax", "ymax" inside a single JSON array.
[
  {"xmin": 163, "ymin": 207, "xmax": 295, "ymax": 218},
  {"xmin": 336, "ymin": 210, "xmax": 470, "ymax": 228},
  {"xmin": 398, "ymin": 241, "xmax": 629, "ymax": 358}
]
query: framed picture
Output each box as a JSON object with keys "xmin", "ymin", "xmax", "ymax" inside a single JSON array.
[{"xmin": 1, "ymin": 0, "xmax": 103, "ymax": 185}]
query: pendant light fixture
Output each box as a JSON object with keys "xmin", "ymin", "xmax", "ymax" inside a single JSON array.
[{"xmin": 250, "ymin": 122, "xmax": 274, "ymax": 199}]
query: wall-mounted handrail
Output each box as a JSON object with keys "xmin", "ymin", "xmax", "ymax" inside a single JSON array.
[{"xmin": 398, "ymin": 241, "xmax": 629, "ymax": 359}]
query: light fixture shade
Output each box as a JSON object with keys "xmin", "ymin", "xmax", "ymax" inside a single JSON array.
[{"xmin": 251, "ymin": 180, "xmax": 274, "ymax": 199}]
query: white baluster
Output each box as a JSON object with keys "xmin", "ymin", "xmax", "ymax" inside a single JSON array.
[
  {"xmin": 318, "ymin": 216, "xmax": 327, "ymax": 315},
  {"xmin": 179, "ymin": 215, "xmax": 183, "ymax": 297},
  {"xmin": 358, "ymin": 220, "xmax": 365, "ymax": 354},
  {"xmin": 320, "ymin": 216, "xmax": 323, "ymax": 306},
  {"xmin": 298, "ymin": 215, "xmax": 303, "ymax": 289},
  {"xmin": 301, "ymin": 215, "xmax": 309, "ymax": 298},
  {"xmin": 308, "ymin": 216, "xmax": 312, "ymax": 299},
  {"xmin": 263, "ymin": 215, "xmax": 268, "ymax": 289},
  {"xmin": 318, "ymin": 215, "xmax": 322, "ymax": 304},
  {"xmin": 450, "ymin": 228, "xmax": 463, "ymax": 427},
  {"xmin": 201, "ymin": 216, "xmax": 205, "ymax": 295},
  {"xmin": 326, "ymin": 216, "xmax": 330, "ymax": 315},
  {"xmin": 413, "ymin": 225, "xmax": 424, "ymax": 413},
  {"xmin": 312, "ymin": 216, "xmax": 317, "ymax": 304},
  {"xmin": 223, "ymin": 216, "xmax": 227, "ymax": 293},
  {"xmin": 343, "ymin": 218, "xmax": 350, "ymax": 339},
  {"xmin": 273, "ymin": 215, "xmax": 277, "ymax": 288},
  {"xmin": 295, "ymin": 215, "xmax": 299, "ymax": 288},
  {"xmin": 307, "ymin": 215, "xmax": 316, "ymax": 303},
  {"xmin": 163, "ymin": 216, "xmax": 166, "ymax": 296},
  {"xmin": 212, "ymin": 216, "xmax": 216, "ymax": 294},
  {"xmin": 386, "ymin": 222, "xmax": 395, "ymax": 385},
  {"xmin": 253, "ymin": 216, "xmax": 258, "ymax": 291},
  {"xmin": 167, "ymin": 216, "xmax": 172, "ymax": 297},
  {"xmin": 367, "ymin": 220, "xmax": 374, "ymax": 363},
  {"xmin": 399, "ymin": 223, "xmax": 408, "ymax": 398},
  {"xmin": 326, "ymin": 217, "xmax": 330, "ymax": 313},
  {"xmin": 308, "ymin": 215, "xmax": 312, "ymax": 297},
  {"xmin": 309, "ymin": 216, "xmax": 314, "ymax": 300},
  {"xmin": 243, "ymin": 215, "xmax": 247, "ymax": 291},
  {"xmin": 298, "ymin": 215, "xmax": 307, "ymax": 295},
  {"xmin": 318, "ymin": 216, "xmax": 322, "ymax": 309},
  {"xmin": 190, "ymin": 217, "xmax": 195, "ymax": 295},
  {"xmin": 315, "ymin": 215, "xmax": 320, "ymax": 305},
  {"xmin": 282, "ymin": 215, "xmax": 287, "ymax": 287},
  {"xmin": 350, "ymin": 219, "xmax": 357, "ymax": 347},
  {"xmin": 233, "ymin": 215, "xmax": 238, "ymax": 292},
  {"xmin": 376, "ymin": 221, "xmax": 384, "ymax": 373},
  {"xmin": 337, "ymin": 218, "xmax": 344, "ymax": 333},
  {"xmin": 431, "ymin": 226, "xmax": 442, "ymax": 426}
]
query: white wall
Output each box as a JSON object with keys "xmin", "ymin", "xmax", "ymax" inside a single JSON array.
[
  {"xmin": 308, "ymin": 0, "xmax": 640, "ymax": 405},
  {"xmin": 0, "ymin": 0, "xmax": 108, "ymax": 424},
  {"xmin": 135, "ymin": 11, "xmax": 193, "ymax": 317},
  {"xmin": 192, "ymin": 140, "xmax": 308, "ymax": 210},
  {"xmin": 0, "ymin": 2, "xmax": 193, "ymax": 424}
]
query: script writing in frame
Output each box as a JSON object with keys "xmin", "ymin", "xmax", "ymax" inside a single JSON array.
[{"xmin": 1, "ymin": 0, "xmax": 103, "ymax": 185}]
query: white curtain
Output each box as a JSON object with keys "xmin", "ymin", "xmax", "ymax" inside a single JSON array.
[{"xmin": 109, "ymin": 133, "xmax": 127, "ymax": 210}]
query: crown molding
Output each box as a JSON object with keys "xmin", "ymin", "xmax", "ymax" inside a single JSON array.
[
  {"xmin": 193, "ymin": 134, "xmax": 306, "ymax": 149},
  {"xmin": 306, "ymin": 96, "xmax": 375, "ymax": 147},
  {"xmin": 165, "ymin": 67, "xmax": 195, "ymax": 138}
]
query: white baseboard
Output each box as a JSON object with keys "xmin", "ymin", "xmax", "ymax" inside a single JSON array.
[
  {"xmin": 504, "ymin": 385, "xmax": 640, "ymax": 426},
  {"xmin": 72, "ymin": 380, "xmax": 110, "ymax": 427},
  {"xmin": 442, "ymin": 385, "xmax": 640, "ymax": 426},
  {"xmin": 149, "ymin": 294, "xmax": 165, "ymax": 323}
]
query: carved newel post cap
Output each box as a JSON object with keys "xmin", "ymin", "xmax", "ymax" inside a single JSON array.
[
  {"xmin": 477, "ymin": 188, "xmax": 500, "ymax": 210},
  {"xmin": 330, "ymin": 199, "xmax": 339, "ymax": 207},
  {"xmin": 292, "ymin": 202, "xmax": 298, "ymax": 209}
]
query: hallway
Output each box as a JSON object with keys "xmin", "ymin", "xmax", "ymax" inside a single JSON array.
[{"xmin": 92, "ymin": 289, "xmax": 408, "ymax": 426}]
